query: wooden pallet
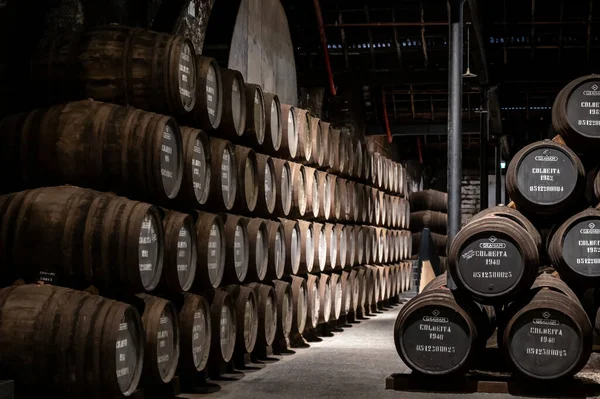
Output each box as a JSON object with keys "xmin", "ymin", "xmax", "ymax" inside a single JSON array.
[{"xmin": 386, "ymin": 352, "xmax": 600, "ymax": 396}]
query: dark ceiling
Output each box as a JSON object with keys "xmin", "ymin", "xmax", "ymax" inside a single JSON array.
[{"xmin": 283, "ymin": 0, "xmax": 599, "ymax": 153}]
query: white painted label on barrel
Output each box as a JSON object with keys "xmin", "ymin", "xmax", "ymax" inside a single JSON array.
[
  {"xmin": 244, "ymin": 299, "xmax": 255, "ymax": 349},
  {"xmin": 178, "ymin": 42, "xmax": 195, "ymax": 111},
  {"xmin": 221, "ymin": 149, "xmax": 232, "ymax": 206},
  {"xmin": 457, "ymin": 235, "xmax": 524, "ymax": 295},
  {"xmin": 192, "ymin": 310, "xmax": 205, "ymax": 368},
  {"xmin": 220, "ymin": 306, "xmax": 232, "ymax": 358},
  {"xmin": 234, "ymin": 224, "xmax": 246, "ymax": 280},
  {"xmin": 206, "ymin": 65, "xmax": 218, "ymax": 124},
  {"xmin": 207, "ymin": 223, "xmax": 222, "ymax": 285},
  {"xmin": 510, "ymin": 309, "xmax": 579, "ymax": 377},
  {"xmin": 138, "ymin": 214, "xmax": 159, "ymax": 289},
  {"xmin": 567, "ymin": 81, "xmax": 600, "ymax": 137},
  {"xmin": 160, "ymin": 124, "xmax": 179, "ymax": 195},
  {"xmin": 400, "ymin": 306, "xmax": 470, "ymax": 372},
  {"xmin": 516, "ymin": 147, "xmax": 577, "ymax": 206},
  {"xmin": 177, "ymin": 226, "xmax": 193, "ymax": 288},
  {"xmin": 156, "ymin": 309, "xmax": 175, "ymax": 379},
  {"xmin": 562, "ymin": 219, "xmax": 600, "ymax": 277}
]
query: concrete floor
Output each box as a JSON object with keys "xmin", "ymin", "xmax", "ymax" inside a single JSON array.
[{"xmin": 179, "ymin": 296, "xmax": 600, "ymax": 399}]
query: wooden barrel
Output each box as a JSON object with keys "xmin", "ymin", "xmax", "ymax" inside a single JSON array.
[
  {"xmin": 506, "ymin": 140, "xmax": 585, "ymax": 215},
  {"xmin": 308, "ymin": 117, "xmax": 324, "ymax": 167},
  {"xmin": 355, "ymin": 267, "xmax": 367, "ymax": 313},
  {"xmin": 329, "ymin": 128, "xmax": 342, "ymax": 173},
  {"xmin": 315, "ymin": 223, "xmax": 327, "ymax": 272},
  {"xmin": 244, "ymin": 83, "xmax": 266, "ymax": 146},
  {"xmin": 295, "ymin": 108, "xmax": 313, "ymax": 164},
  {"xmin": 305, "ymin": 274, "xmax": 321, "ymax": 330},
  {"xmin": 224, "ymin": 285, "xmax": 258, "ymax": 355},
  {"xmin": 247, "ymin": 283, "xmax": 278, "ymax": 347},
  {"xmin": 137, "ymin": 294, "xmax": 180, "ymax": 384},
  {"xmin": 278, "ymin": 218, "xmax": 301, "ymax": 276},
  {"xmin": 318, "ymin": 273, "xmax": 332, "ymax": 324},
  {"xmin": 362, "ymin": 226, "xmax": 372, "ymax": 265},
  {"xmin": 410, "ymin": 190, "xmax": 448, "ymax": 213},
  {"xmin": 354, "ymin": 140, "xmax": 364, "ymax": 180},
  {"xmin": 263, "ymin": 93, "xmax": 283, "ymax": 154},
  {"xmin": 411, "ymin": 232, "xmax": 448, "ymax": 257},
  {"xmin": 410, "ymin": 211, "xmax": 448, "ymax": 235},
  {"xmin": 501, "ymin": 273, "xmax": 592, "ymax": 380},
  {"xmin": 471, "ymin": 205, "xmax": 542, "ymax": 251},
  {"xmin": 373, "ymin": 189, "xmax": 381, "ymax": 226},
  {"xmin": 304, "ymin": 166, "xmax": 320, "ymax": 219},
  {"xmin": 393, "ymin": 282, "xmax": 487, "ymax": 375},
  {"xmin": 348, "ymin": 269, "xmax": 360, "ymax": 316},
  {"xmin": 193, "ymin": 212, "xmax": 226, "ymax": 289},
  {"xmin": 347, "ymin": 181, "xmax": 358, "ymax": 222},
  {"xmin": 585, "ymin": 166, "xmax": 600, "ymax": 206},
  {"xmin": 273, "ymin": 280, "xmax": 294, "ymax": 340},
  {"xmin": 32, "ymin": 26, "xmax": 197, "ymax": 118},
  {"xmin": 0, "ymin": 101, "xmax": 183, "ymax": 203},
  {"xmin": 334, "ymin": 177, "xmax": 346, "ymax": 221},
  {"xmin": 0, "ymin": 284, "xmax": 143, "ymax": 397},
  {"xmin": 177, "ymin": 293, "xmax": 211, "ymax": 376},
  {"xmin": 289, "ymin": 163, "xmax": 308, "ymax": 218},
  {"xmin": 297, "ymin": 220, "xmax": 315, "ymax": 274},
  {"xmin": 329, "ymin": 273, "xmax": 343, "ymax": 321},
  {"xmin": 334, "ymin": 224, "xmax": 347, "ymax": 269},
  {"xmin": 340, "ymin": 271, "xmax": 351, "ymax": 318},
  {"xmin": 160, "ymin": 210, "xmax": 197, "ymax": 294},
  {"xmin": 272, "ymin": 158, "xmax": 293, "ymax": 217},
  {"xmin": 354, "ymin": 226, "xmax": 365, "ymax": 265},
  {"xmin": 279, "ymin": 104, "xmax": 299, "ymax": 160},
  {"xmin": 218, "ymin": 69, "xmax": 247, "ymax": 139},
  {"xmin": 209, "ymin": 289, "xmax": 237, "ymax": 364},
  {"xmin": 232, "ymin": 145, "xmax": 259, "ymax": 213},
  {"xmin": 254, "ymin": 154, "xmax": 277, "ymax": 217},
  {"xmin": 264, "ymin": 220, "xmax": 286, "ymax": 280},
  {"xmin": 0, "ymin": 186, "xmax": 164, "ymax": 292},
  {"xmin": 549, "ymin": 208, "xmax": 600, "ymax": 286},
  {"xmin": 192, "ymin": 56, "xmax": 223, "ymax": 132},
  {"xmin": 346, "ymin": 226, "xmax": 356, "ymax": 268},
  {"xmin": 207, "ymin": 138, "xmax": 237, "ymax": 211},
  {"xmin": 240, "ymin": 218, "xmax": 269, "ymax": 282},
  {"xmin": 363, "ymin": 147, "xmax": 371, "ymax": 183},
  {"xmin": 316, "ymin": 171, "xmax": 332, "ymax": 221},
  {"xmin": 318, "ymin": 121, "xmax": 332, "ymax": 170},
  {"xmin": 174, "ymin": 127, "xmax": 211, "ymax": 208},
  {"xmin": 324, "ymin": 223, "xmax": 338, "ymax": 271},
  {"xmin": 355, "ymin": 183, "xmax": 366, "ymax": 223},
  {"xmin": 220, "ymin": 214, "xmax": 249, "ymax": 285},
  {"xmin": 552, "ymin": 74, "xmax": 600, "ymax": 152},
  {"xmin": 344, "ymin": 134, "xmax": 354, "ymax": 178},
  {"xmin": 289, "ymin": 276, "xmax": 308, "ymax": 335},
  {"xmin": 365, "ymin": 266, "xmax": 378, "ymax": 307},
  {"xmin": 448, "ymin": 213, "xmax": 540, "ymax": 304}
]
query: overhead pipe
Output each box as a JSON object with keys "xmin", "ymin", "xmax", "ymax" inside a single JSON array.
[
  {"xmin": 446, "ymin": 0, "xmax": 464, "ymax": 290},
  {"xmin": 382, "ymin": 89, "xmax": 393, "ymax": 143},
  {"xmin": 313, "ymin": 0, "xmax": 337, "ymax": 96}
]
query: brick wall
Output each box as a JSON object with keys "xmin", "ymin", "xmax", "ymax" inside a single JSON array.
[{"xmin": 461, "ymin": 170, "xmax": 481, "ymax": 225}]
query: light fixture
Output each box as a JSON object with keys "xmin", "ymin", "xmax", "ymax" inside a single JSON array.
[
  {"xmin": 463, "ymin": 22, "xmax": 478, "ymax": 79},
  {"xmin": 500, "ymin": 161, "xmax": 506, "ymax": 169}
]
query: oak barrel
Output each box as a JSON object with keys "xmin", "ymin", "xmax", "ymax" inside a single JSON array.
[
  {"xmin": 272, "ymin": 158, "xmax": 293, "ymax": 217},
  {"xmin": 304, "ymin": 166, "xmax": 320, "ymax": 219},
  {"xmin": 552, "ymin": 74, "xmax": 600, "ymax": 152},
  {"xmin": 224, "ymin": 285, "xmax": 258, "ymax": 355},
  {"xmin": 209, "ymin": 289, "xmax": 237, "ymax": 364},
  {"xmin": 279, "ymin": 104, "xmax": 299, "ymax": 160},
  {"xmin": 192, "ymin": 56, "xmax": 223, "ymax": 131},
  {"xmin": 409, "ymin": 191, "xmax": 448, "ymax": 213},
  {"xmin": 32, "ymin": 26, "xmax": 197, "ymax": 117},
  {"xmin": 506, "ymin": 140, "xmax": 585, "ymax": 215},
  {"xmin": 315, "ymin": 223, "xmax": 327, "ymax": 272},
  {"xmin": 289, "ymin": 162, "xmax": 308, "ymax": 218},
  {"xmin": 273, "ymin": 280, "xmax": 294, "ymax": 340},
  {"xmin": 412, "ymin": 232, "xmax": 448, "ymax": 257},
  {"xmin": 178, "ymin": 293, "xmax": 211, "ymax": 375},
  {"xmin": 232, "ymin": 145, "xmax": 259, "ymax": 213},
  {"xmin": 254, "ymin": 154, "xmax": 277, "ymax": 217},
  {"xmin": 410, "ymin": 211, "xmax": 448, "ymax": 235},
  {"xmin": 0, "ymin": 101, "xmax": 183, "ymax": 203},
  {"xmin": 324, "ymin": 223, "xmax": 338, "ymax": 272},
  {"xmin": 220, "ymin": 214, "xmax": 249, "ymax": 285},
  {"xmin": 263, "ymin": 93, "xmax": 283, "ymax": 154},
  {"xmin": 305, "ymin": 274, "xmax": 321, "ymax": 330},
  {"xmin": 318, "ymin": 273, "xmax": 332, "ymax": 324},
  {"xmin": 240, "ymin": 217, "xmax": 269, "ymax": 282},
  {"xmin": 218, "ymin": 69, "xmax": 247, "ymax": 139},
  {"xmin": 279, "ymin": 218, "xmax": 302, "ymax": 276},
  {"xmin": 549, "ymin": 208, "xmax": 600, "ymax": 286},
  {"xmin": 244, "ymin": 84, "xmax": 266, "ymax": 146},
  {"xmin": 329, "ymin": 273, "xmax": 343, "ymax": 321},
  {"xmin": 174, "ymin": 127, "xmax": 211, "ymax": 208},
  {"xmin": 0, "ymin": 186, "xmax": 164, "ymax": 292},
  {"xmin": 335, "ymin": 224, "xmax": 347, "ymax": 269},
  {"xmin": 136, "ymin": 294, "xmax": 180, "ymax": 384},
  {"xmin": 295, "ymin": 108, "xmax": 312, "ymax": 164},
  {"xmin": 264, "ymin": 220, "xmax": 286, "ymax": 280},
  {"xmin": 160, "ymin": 210, "xmax": 197, "ymax": 294},
  {"xmin": 289, "ymin": 275, "xmax": 308, "ymax": 335},
  {"xmin": 309, "ymin": 117, "xmax": 324, "ymax": 167},
  {"xmin": 448, "ymin": 211, "xmax": 540, "ymax": 304},
  {"xmin": 0, "ymin": 284, "xmax": 143, "ymax": 397},
  {"xmin": 247, "ymin": 283, "xmax": 278, "ymax": 347},
  {"xmin": 207, "ymin": 138, "xmax": 237, "ymax": 211},
  {"xmin": 471, "ymin": 205, "xmax": 542, "ymax": 251},
  {"xmin": 297, "ymin": 220, "xmax": 315, "ymax": 274},
  {"xmin": 193, "ymin": 212, "xmax": 226, "ymax": 289},
  {"xmin": 501, "ymin": 273, "xmax": 592, "ymax": 380}
]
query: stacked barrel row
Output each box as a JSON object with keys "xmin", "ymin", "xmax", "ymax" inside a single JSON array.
[
  {"xmin": 408, "ymin": 190, "xmax": 448, "ymax": 271},
  {"xmin": 395, "ymin": 74, "xmax": 600, "ymax": 383},
  {"xmin": 0, "ymin": 25, "xmax": 414, "ymax": 397}
]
